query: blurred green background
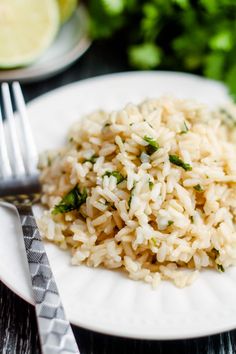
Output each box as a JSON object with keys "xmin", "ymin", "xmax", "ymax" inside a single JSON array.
[{"xmin": 87, "ymin": 0, "xmax": 236, "ymax": 98}]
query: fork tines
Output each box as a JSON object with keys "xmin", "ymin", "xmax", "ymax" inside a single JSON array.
[{"xmin": 0, "ymin": 82, "xmax": 38, "ymax": 180}]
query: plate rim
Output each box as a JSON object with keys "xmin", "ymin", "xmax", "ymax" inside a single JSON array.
[
  {"xmin": 1, "ymin": 71, "xmax": 235, "ymax": 340},
  {"xmin": 26, "ymin": 69, "xmax": 229, "ymax": 107}
]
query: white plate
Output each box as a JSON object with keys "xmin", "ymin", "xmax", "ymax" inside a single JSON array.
[
  {"xmin": 1, "ymin": 71, "xmax": 236, "ymax": 340},
  {"xmin": 0, "ymin": 5, "xmax": 91, "ymax": 83}
]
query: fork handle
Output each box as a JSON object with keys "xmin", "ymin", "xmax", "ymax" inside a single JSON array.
[{"xmin": 17, "ymin": 205, "xmax": 80, "ymax": 354}]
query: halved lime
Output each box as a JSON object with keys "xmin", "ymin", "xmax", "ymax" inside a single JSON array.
[
  {"xmin": 0, "ymin": 0, "xmax": 60, "ymax": 68},
  {"xmin": 58, "ymin": 0, "xmax": 77, "ymax": 24}
]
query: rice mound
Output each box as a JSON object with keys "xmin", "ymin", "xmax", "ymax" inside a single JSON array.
[{"xmin": 38, "ymin": 96, "xmax": 236, "ymax": 288}]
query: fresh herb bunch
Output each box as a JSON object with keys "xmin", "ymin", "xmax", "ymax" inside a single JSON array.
[{"xmin": 88, "ymin": 0, "xmax": 236, "ymax": 98}]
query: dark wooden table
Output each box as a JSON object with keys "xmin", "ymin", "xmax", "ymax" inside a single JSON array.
[{"xmin": 1, "ymin": 40, "xmax": 236, "ymax": 354}]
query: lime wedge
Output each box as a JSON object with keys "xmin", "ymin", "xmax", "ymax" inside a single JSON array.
[
  {"xmin": 0, "ymin": 0, "xmax": 60, "ymax": 68},
  {"xmin": 58, "ymin": 0, "xmax": 77, "ymax": 24}
]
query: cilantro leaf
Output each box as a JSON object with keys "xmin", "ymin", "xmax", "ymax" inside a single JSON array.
[
  {"xmin": 204, "ymin": 52, "xmax": 225, "ymax": 80},
  {"xmin": 217, "ymin": 264, "xmax": 225, "ymax": 272},
  {"xmin": 144, "ymin": 136, "xmax": 159, "ymax": 155},
  {"xmin": 52, "ymin": 185, "xmax": 87, "ymax": 215},
  {"xmin": 193, "ymin": 184, "xmax": 204, "ymax": 192},
  {"xmin": 85, "ymin": 154, "xmax": 98, "ymax": 164},
  {"xmin": 103, "ymin": 171, "xmax": 125, "ymax": 184},
  {"xmin": 151, "ymin": 237, "xmax": 157, "ymax": 246},
  {"xmin": 167, "ymin": 220, "xmax": 174, "ymax": 226},
  {"xmin": 209, "ymin": 30, "xmax": 233, "ymax": 52},
  {"xmin": 128, "ymin": 43, "xmax": 161, "ymax": 70},
  {"xmin": 101, "ymin": 0, "xmax": 124, "ymax": 16},
  {"xmin": 149, "ymin": 181, "xmax": 154, "ymax": 190},
  {"xmin": 169, "ymin": 154, "xmax": 192, "ymax": 171}
]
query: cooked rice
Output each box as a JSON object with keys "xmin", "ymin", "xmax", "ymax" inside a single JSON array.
[{"xmin": 38, "ymin": 96, "xmax": 236, "ymax": 288}]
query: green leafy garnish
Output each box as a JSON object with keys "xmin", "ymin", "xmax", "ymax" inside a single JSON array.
[
  {"xmin": 169, "ymin": 154, "xmax": 192, "ymax": 171},
  {"xmin": 128, "ymin": 196, "xmax": 132, "ymax": 209},
  {"xmin": 144, "ymin": 136, "xmax": 159, "ymax": 155},
  {"xmin": 193, "ymin": 184, "xmax": 204, "ymax": 192},
  {"xmin": 217, "ymin": 264, "xmax": 225, "ymax": 272},
  {"xmin": 88, "ymin": 0, "xmax": 236, "ymax": 99},
  {"xmin": 180, "ymin": 121, "xmax": 189, "ymax": 134},
  {"xmin": 190, "ymin": 216, "xmax": 194, "ymax": 223},
  {"xmin": 52, "ymin": 185, "xmax": 87, "ymax": 215},
  {"xmin": 149, "ymin": 181, "xmax": 154, "ymax": 190},
  {"xmin": 167, "ymin": 220, "xmax": 174, "ymax": 227},
  {"xmin": 103, "ymin": 171, "xmax": 125, "ymax": 184},
  {"xmin": 85, "ymin": 154, "xmax": 98, "ymax": 164},
  {"xmin": 213, "ymin": 250, "xmax": 224, "ymax": 273},
  {"xmin": 151, "ymin": 237, "xmax": 157, "ymax": 247},
  {"xmin": 128, "ymin": 184, "xmax": 135, "ymax": 209}
]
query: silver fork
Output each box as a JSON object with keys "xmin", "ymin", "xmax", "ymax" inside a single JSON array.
[{"xmin": 0, "ymin": 82, "xmax": 80, "ymax": 354}]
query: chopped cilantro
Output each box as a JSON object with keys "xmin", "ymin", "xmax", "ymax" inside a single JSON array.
[
  {"xmin": 169, "ymin": 154, "xmax": 192, "ymax": 171},
  {"xmin": 52, "ymin": 185, "xmax": 87, "ymax": 215},
  {"xmin": 149, "ymin": 181, "xmax": 154, "ymax": 190},
  {"xmin": 69, "ymin": 137, "xmax": 74, "ymax": 142},
  {"xmin": 128, "ymin": 196, "xmax": 132, "ymax": 208},
  {"xmin": 217, "ymin": 264, "xmax": 225, "ymax": 272},
  {"xmin": 103, "ymin": 171, "xmax": 125, "ymax": 184},
  {"xmin": 128, "ymin": 184, "xmax": 135, "ymax": 209},
  {"xmin": 151, "ymin": 237, "xmax": 157, "ymax": 247},
  {"xmin": 85, "ymin": 154, "xmax": 98, "ymax": 164},
  {"xmin": 167, "ymin": 220, "xmax": 174, "ymax": 226},
  {"xmin": 144, "ymin": 136, "xmax": 159, "ymax": 155},
  {"xmin": 180, "ymin": 121, "xmax": 189, "ymax": 134},
  {"xmin": 193, "ymin": 184, "xmax": 204, "ymax": 192},
  {"xmin": 104, "ymin": 122, "xmax": 111, "ymax": 128}
]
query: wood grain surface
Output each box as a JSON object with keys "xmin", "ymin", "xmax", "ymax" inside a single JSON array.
[{"xmin": 0, "ymin": 39, "xmax": 236, "ymax": 354}]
